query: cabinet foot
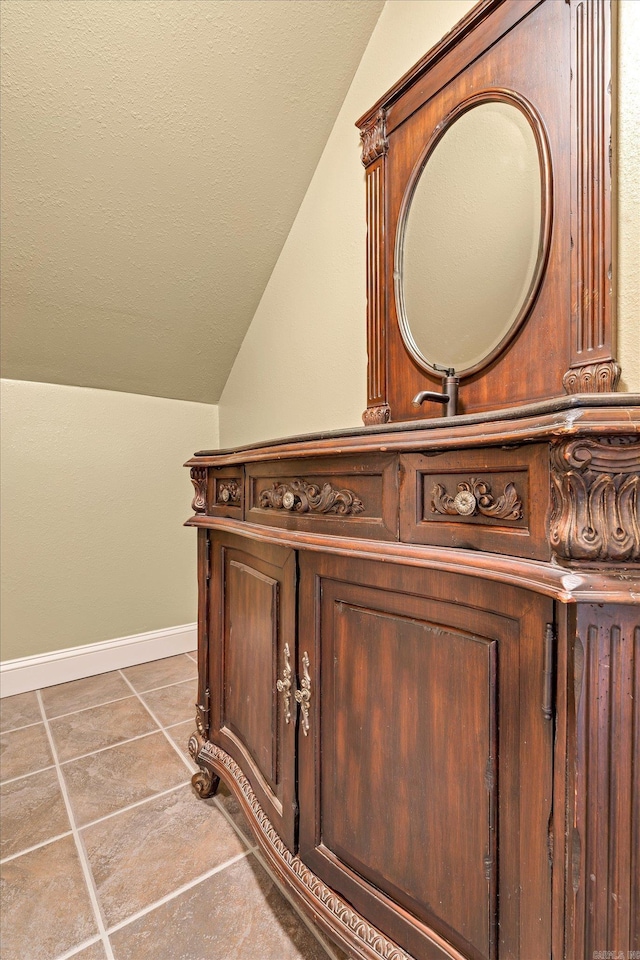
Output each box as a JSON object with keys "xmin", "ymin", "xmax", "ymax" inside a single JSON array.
[{"xmin": 188, "ymin": 731, "xmax": 220, "ymax": 798}]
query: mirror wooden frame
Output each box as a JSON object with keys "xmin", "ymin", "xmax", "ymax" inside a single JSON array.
[
  {"xmin": 395, "ymin": 90, "xmax": 552, "ymax": 379},
  {"xmin": 358, "ymin": 0, "xmax": 617, "ymax": 425}
]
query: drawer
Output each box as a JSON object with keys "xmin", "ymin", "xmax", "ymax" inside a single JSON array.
[
  {"xmin": 246, "ymin": 454, "xmax": 398, "ymax": 541},
  {"xmin": 400, "ymin": 445, "xmax": 550, "ymax": 560},
  {"xmin": 190, "ymin": 465, "xmax": 244, "ymax": 519}
]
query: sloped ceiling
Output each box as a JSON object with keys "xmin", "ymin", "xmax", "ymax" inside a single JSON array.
[{"xmin": 0, "ymin": 0, "xmax": 383, "ymax": 403}]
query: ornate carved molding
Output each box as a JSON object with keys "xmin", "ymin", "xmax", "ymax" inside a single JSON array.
[
  {"xmin": 563, "ymin": 362, "xmax": 621, "ymax": 394},
  {"xmin": 216, "ymin": 479, "xmax": 241, "ymax": 505},
  {"xmin": 258, "ymin": 480, "xmax": 365, "ymax": 516},
  {"xmin": 188, "ymin": 729, "xmax": 219, "ymax": 798},
  {"xmin": 363, "ymin": 404, "xmax": 391, "ymax": 426},
  {"xmin": 190, "ymin": 466, "xmax": 207, "ymax": 513},
  {"xmin": 360, "ymin": 109, "xmax": 388, "ymax": 167},
  {"xmin": 550, "ymin": 437, "xmax": 640, "ymax": 561},
  {"xmin": 431, "ymin": 478, "xmax": 523, "ymax": 521},
  {"xmin": 196, "ymin": 740, "xmax": 411, "ymax": 960}
]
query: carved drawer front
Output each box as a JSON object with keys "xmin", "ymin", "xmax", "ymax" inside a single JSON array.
[
  {"xmin": 400, "ymin": 445, "xmax": 550, "ymax": 560},
  {"xmin": 246, "ymin": 454, "xmax": 398, "ymax": 541},
  {"xmin": 190, "ymin": 465, "xmax": 244, "ymax": 519}
]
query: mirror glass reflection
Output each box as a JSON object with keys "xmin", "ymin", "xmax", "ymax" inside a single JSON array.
[{"xmin": 400, "ymin": 101, "xmax": 542, "ymax": 374}]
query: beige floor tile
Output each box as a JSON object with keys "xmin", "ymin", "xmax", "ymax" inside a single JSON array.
[
  {"xmin": 1, "ymin": 767, "xmax": 70, "ymax": 859},
  {"xmin": 41, "ymin": 671, "xmax": 132, "ymax": 719},
  {"xmin": 109, "ymin": 854, "xmax": 333, "ymax": 960},
  {"xmin": 122, "ymin": 655, "xmax": 197, "ymax": 693},
  {"xmin": 70, "ymin": 942, "xmax": 108, "ymax": 959},
  {"xmin": 0, "ymin": 691, "xmax": 41, "ymax": 733},
  {"xmin": 62, "ymin": 731, "xmax": 189, "ymax": 826},
  {"xmin": 50, "ymin": 696, "xmax": 159, "ymax": 763},
  {"xmin": 0, "ymin": 722, "xmax": 53, "ymax": 782},
  {"xmin": 217, "ymin": 779, "xmax": 255, "ymax": 845},
  {"xmin": 139, "ymin": 679, "xmax": 197, "ymax": 727},
  {"xmin": 165, "ymin": 719, "xmax": 198, "ymax": 770},
  {"xmin": 83, "ymin": 783, "xmax": 247, "ymax": 926},
  {"xmin": 0, "ymin": 834, "xmax": 97, "ymax": 960}
]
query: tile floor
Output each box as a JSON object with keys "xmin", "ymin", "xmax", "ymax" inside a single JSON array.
[{"xmin": 0, "ymin": 653, "xmax": 346, "ymax": 960}]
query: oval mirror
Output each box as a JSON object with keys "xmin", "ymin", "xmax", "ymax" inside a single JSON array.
[{"xmin": 397, "ymin": 98, "xmax": 545, "ymax": 376}]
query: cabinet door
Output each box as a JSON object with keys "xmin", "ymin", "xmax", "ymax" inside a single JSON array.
[
  {"xmin": 298, "ymin": 553, "xmax": 554, "ymax": 960},
  {"xmin": 209, "ymin": 532, "xmax": 297, "ymax": 849}
]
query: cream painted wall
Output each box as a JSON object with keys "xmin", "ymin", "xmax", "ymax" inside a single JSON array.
[
  {"xmin": 1, "ymin": 380, "xmax": 218, "ymax": 661},
  {"xmin": 617, "ymin": 0, "xmax": 640, "ymax": 393},
  {"xmin": 219, "ymin": 0, "xmax": 640, "ymax": 448}
]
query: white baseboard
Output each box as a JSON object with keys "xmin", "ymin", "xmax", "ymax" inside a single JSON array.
[{"xmin": 0, "ymin": 623, "xmax": 197, "ymax": 698}]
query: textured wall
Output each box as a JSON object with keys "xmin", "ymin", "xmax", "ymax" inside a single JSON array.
[
  {"xmin": 0, "ymin": 380, "xmax": 218, "ymax": 661},
  {"xmin": 0, "ymin": 0, "xmax": 383, "ymax": 404},
  {"xmin": 219, "ymin": 0, "xmax": 640, "ymax": 448}
]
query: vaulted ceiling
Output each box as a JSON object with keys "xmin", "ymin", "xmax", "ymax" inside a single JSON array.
[{"xmin": 0, "ymin": 0, "xmax": 384, "ymax": 403}]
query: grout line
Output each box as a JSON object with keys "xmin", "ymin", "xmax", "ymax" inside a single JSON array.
[
  {"xmin": 36, "ymin": 668, "xmax": 196, "ymax": 728},
  {"xmin": 36, "ymin": 690, "xmax": 116, "ymax": 960},
  {"xmin": 163, "ymin": 718, "xmax": 197, "ymax": 731},
  {"xmin": 129, "ymin": 675, "xmax": 197, "ymax": 697},
  {"xmin": 43, "ymin": 694, "xmax": 135, "ymax": 723},
  {"xmin": 41, "ymin": 669, "xmax": 196, "ymax": 726},
  {"xmin": 53, "ymin": 935, "xmax": 104, "ymax": 960},
  {"xmin": 1, "ymin": 763, "xmax": 56, "ymax": 787},
  {"xmin": 0, "ymin": 830, "xmax": 74, "ymax": 865},
  {"xmin": 185, "ymin": 651, "xmax": 198, "ymax": 664},
  {"xmin": 105, "ymin": 850, "xmax": 251, "ymax": 936},
  {"xmin": 79, "ymin": 780, "xmax": 191, "ymax": 831},
  {"xmin": 117, "ymin": 671, "xmax": 199, "ymax": 775},
  {"xmin": 0, "ymin": 718, "xmax": 46, "ymax": 735},
  {"xmin": 58, "ymin": 728, "xmax": 162, "ymax": 767},
  {"xmin": 252, "ymin": 848, "xmax": 342, "ymax": 960}
]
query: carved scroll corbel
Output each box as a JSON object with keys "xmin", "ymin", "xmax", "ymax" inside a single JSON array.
[
  {"xmin": 360, "ymin": 108, "xmax": 388, "ymax": 167},
  {"xmin": 563, "ymin": 362, "xmax": 621, "ymax": 394},
  {"xmin": 550, "ymin": 437, "xmax": 640, "ymax": 561},
  {"xmin": 189, "ymin": 699, "xmax": 219, "ymax": 799},
  {"xmin": 190, "ymin": 467, "xmax": 207, "ymax": 513}
]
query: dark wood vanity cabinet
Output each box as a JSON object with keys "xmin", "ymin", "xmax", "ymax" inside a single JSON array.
[
  {"xmin": 297, "ymin": 553, "xmax": 554, "ymax": 960},
  {"xmin": 204, "ymin": 532, "xmax": 297, "ymax": 850},
  {"xmin": 185, "ymin": 2, "xmax": 638, "ymax": 957},
  {"xmin": 186, "ymin": 404, "xmax": 640, "ymax": 960}
]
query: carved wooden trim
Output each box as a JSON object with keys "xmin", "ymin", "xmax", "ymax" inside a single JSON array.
[
  {"xmin": 196, "ymin": 740, "xmax": 412, "ymax": 960},
  {"xmin": 360, "ymin": 109, "xmax": 388, "ymax": 167},
  {"xmin": 563, "ymin": 361, "xmax": 621, "ymax": 394},
  {"xmin": 572, "ymin": 616, "xmax": 639, "ymax": 957},
  {"xmin": 431, "ymin": 477, "xmax": 523, "ymax": 521},
  {"xmin": 258, "ymin": 480, "xmax": 365, "ymax": 516},
  {"xmin": 190, "ymin": 466, "xmax": 207, "ymax": 513},
  {"xmin": 216, "ymin": 479, "xmax": 241, "ymax": 505},
  {"xmin": 362, "ymin": 403, "xmax": 391, "ymax": 426},
  {"xmin": 363, "ymin": 144, "xmax": 388, "ymax": 423},
  {"xmin": 571, "ymin": 0, "xmax": 615, "ymax": 367},
  {"xmin": 550, "ymin": 437, "xmax": 640, "ymax": 561},
  {"xmin": 189, "ymin": 728, "xmax": 219, "ymax": 798}
]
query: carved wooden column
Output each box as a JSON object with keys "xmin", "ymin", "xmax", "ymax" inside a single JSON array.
[
  {"xmin": 551, "ymin": 433, "xmax": 640, "ymax": 956},
  {"xmin": 569, "ymin": 607, "xmax": 639, "ymax": 958},
  {"xmin": 565, "ymin": 0, "xmax": 619, "ymax": 393},
  {"xmin": 360, "ymin": 109, "xmax": 390, "ymax": 425}
]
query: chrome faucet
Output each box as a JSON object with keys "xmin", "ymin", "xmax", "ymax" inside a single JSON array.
[{"xmin": 412, "ymin": 368, "xmax": 459, "ymax": 417}]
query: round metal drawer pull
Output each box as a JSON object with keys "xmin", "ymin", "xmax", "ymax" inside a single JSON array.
[
  {"xmin": 220, "ymin": 488, "xmax": 230, "ymax": 503},
  {"xmin": 453, "ymin": 490, "xmax": 477, "ymax": 515},
  {"xmin": 282, "ymin": 491, "xmax": 296, "ymax": 510}
]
